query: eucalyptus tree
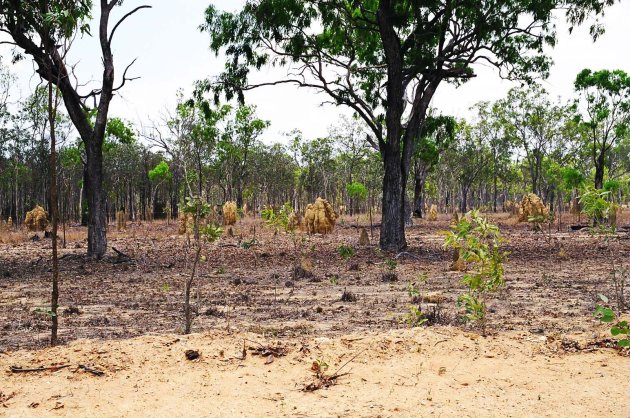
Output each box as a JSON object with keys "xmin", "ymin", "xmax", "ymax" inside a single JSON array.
[
  {"xmin": 159, "ymin": 94, "xmax": 230, "ymax": 203},
  {"xmin": 249, "ymin": 142, "xmax": 297, "ymax": 208},
  {"xmin": 296, "ymin": 136, "xmax": 336, "ymax": 202},
  {"xmin": 444, "ymin": 121, "xmax": 491, "ymax": 213},
  {"xmin": 499, "ymin": 86, "xmax": 571, "ymax": 197},
  {"xmin": 329, "ymin": 116, "xmax": 372, "ymax": 214},
  {"xmin": 0, "ymin": 63, "xmax": 18, "ymax": 221},
  {"xmin": 0, "ymin": 0, "xmax": 151, "ymax": 258},
  {"xmin": 470, "ymin": 102, "xmax": 514, "ymax": 212},
  {"xmin": 412, "ymin": 114, "xmax": 456, "ymax": 217},
  {"xmin": 608, "ymin": 137, "xmax": 630, "ymax": 181},
  {"xmin": 574, "ymin": 69, "xmax": 630, "ymax": 189},
  {"xmin": 201, "ymin": 0, "xmax": 616, "ymax": 251},
  {"xmin": 218, "ymin": 105, "xmax": 269, "ymax": 208}
]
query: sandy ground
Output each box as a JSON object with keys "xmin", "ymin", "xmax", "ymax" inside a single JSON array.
[{"xmin": 1, "ymin": 327, "xmax": 628, "ymax": 418}]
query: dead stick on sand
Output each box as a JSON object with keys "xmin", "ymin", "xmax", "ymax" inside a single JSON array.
[{"xmin": 10, "ymin": 364, "xmax": 71, "ymax": 373}]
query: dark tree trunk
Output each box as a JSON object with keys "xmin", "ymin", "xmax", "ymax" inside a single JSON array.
[
  {"xmin": 81, "ymin": 166, "xmax": 89, "ymax": 226},
  {"xmin": 413, "ymin": 173, "xmax": 426, "ymax": 218},
  {"xmin": 48, "ymin": 79, "xmax": 59, "ymax": 347},
  {"xmin": 236, "ymin": 183, "xmax": 244, "ymax": 209},
  {"xmin": 413, "ymin": 159, "xmax": 428, "ymax": 218},
  {"xmin": 85, "ymin": 142, "xmax": 107, "ymax": 258},
  {"xmin": 461, "ymin": 187, "xmax": 468, "ymax": 213},
  {"xmin": 375, "ymin": 2, "xmax": 441, "ymax": 251},
  {"xmin": 493, "ymin": 172, "xmax": 498, "ymax": 212},
  {"xmin": 380, "ymin": 150, "xmax": 407, "ymax": 251},
  {"xmin": 594, "ymin": 151, "xmax": 605, "ymax": 189}
]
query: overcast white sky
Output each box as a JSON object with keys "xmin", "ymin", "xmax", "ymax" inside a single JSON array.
[{"xmin": 3, "ymin": 0, "xmax": 630, "ymax": 143}]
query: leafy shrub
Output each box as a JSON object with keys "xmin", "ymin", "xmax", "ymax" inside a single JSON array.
[
  {"xmin": 595, "ymin": 294, "xmax": 630, "ymax": 347},
  {"xmin": 444, "ymin": 210, "xmax": 507, "ymax": 334},
  {"xmin": 338, "ymin": 244, "xmax": 355, "ymax": 260},
  {"xmin": 346, "ymin": 182, "xmax": 368, "ymax": 201},
  {"xmin": 262, "ymin": 202, "xmax": 294, "ymax": 231}
]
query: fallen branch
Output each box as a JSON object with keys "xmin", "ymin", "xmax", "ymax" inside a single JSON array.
[
  {"xmin": 10, "ymin": 364, "xmax": 71, "ymax": 373},
  {"xmin": 112, "ymin": 246, "xmax": 133, "ymax": 263}
]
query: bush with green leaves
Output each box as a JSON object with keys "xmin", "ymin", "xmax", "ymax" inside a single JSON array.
[
  {"xmin": 384, "ymin": 258, "xmax": 397, "ymax": 271},
  {"xmin": 579, "ymin": 188, "xmax": 614, "ymax": 230},
  {"xmin": 181, "ymin": 196, "xmax": 222, "ymax": 334},
  {"xmin": 261, "ymin": 202, "xmax": 294, "ymax": 231},
  {"xmin": 595, "ymin": 295, "xmax": 630, "ymax": 348},
  {"xmin": 402, "ymin": 305, "xmax": 427, "ymax": 328},
  {"xmin": 444, "ymin": 210, "xmax": 507, "ymax": 334},
  {"xmin": 338, "ymin": 244, "xmax": 355, "ymax": 260},
  {"xmin": 579, "ymin": 188, "xmax": 610, "ymax": 218},
  {"xmin": 148, "ymin": 160, "xmax": 172, "ymax": 183},
  {"xmin": 183, "ymin": 197, "xmax": 223, "ymax": 240}
]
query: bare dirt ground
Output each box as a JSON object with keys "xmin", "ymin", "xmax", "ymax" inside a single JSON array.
[{"xmin": 1, "ymin": 213, "xmax": 629, "ymax": 417}]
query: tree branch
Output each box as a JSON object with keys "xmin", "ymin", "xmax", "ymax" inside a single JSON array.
[{"xmin": 108, "ymin": 5, "xmax": 152, "ymax": 45}]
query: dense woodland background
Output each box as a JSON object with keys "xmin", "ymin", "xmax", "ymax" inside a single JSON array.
[{"xmin": 1, "ymin": 68, "xmax": 628, "ymax": 228}]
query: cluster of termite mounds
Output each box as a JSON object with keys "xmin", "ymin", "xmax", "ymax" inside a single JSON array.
[
  {"xmin": 0, "ymin": 216, "xmax": 13, "ymax": 229},
  {"xmin": 0, "ymin": 206, "xmax": 48, "ymax": 233}
]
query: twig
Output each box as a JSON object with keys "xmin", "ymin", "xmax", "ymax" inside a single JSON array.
[
  {"xmin": 112, "ymin": 247, "xmax": 134, "ymax": 264},
  {"xmin": 78, "ymin": 364, "xmax": 105, "ymax": 376},
  {"xmin": 10, "ymin": 364, "xmax": 71, "ymax": 373},
  {"xmin": 112, "ymin": 247, "xmax": 132, "ymax": 259},
  {"xmin": 330, "ymin": 348, "xmax": 366, "ymax": 378}
]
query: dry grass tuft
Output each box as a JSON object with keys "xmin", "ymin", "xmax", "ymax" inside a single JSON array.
[
  {"xmin": 24, "ymin": 206, "xmax": 48, "ymax": 232},
  {"xmin": 305, "ymin": 198, "xmax": 337, "ymax": 234},
  {"xmin": 223, "ymin": 201, "xmax": 237, "ymax": 226}
]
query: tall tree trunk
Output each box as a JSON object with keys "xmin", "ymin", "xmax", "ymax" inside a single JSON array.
[
  {"xmin": 85, "ymin": 142, "xmax": 107, "ymax": 258},
  {"xmin": 80, "ymin": 166, "xmax": 88, "ymax": 226},
  {"xmin": 493, "ymin": 171, "xmax": 498, "ymax": 212},
  {"xmin": 375, "ymin": 2, "xmax": 440, "ymax": 252},
  {"xmin": 236, "ymin": 180, "xmax": 243, "ymax": 209},
  {"xmin": 413, "ymin": 157, "xmax": 429, "ymax": 218},
  {"xmin": 461, "ymin": 186, "xmax": 468, "ymax": 213},
  {"xmin": 380, "ymin": 149, "xmax": 407, "ymax": 251},
  {"xmin": 594, "ymin": 150, "xmax": 605, "ymax": 189},
  {"xmin": 413, "ymin": 173, "xmax": 426, "ymax": 218},
  {"xmin": 48, "ymin": 81, "xmax": 59, "ymax": 346}
]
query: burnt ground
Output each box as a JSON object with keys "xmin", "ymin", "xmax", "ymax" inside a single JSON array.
[{"xmin": 1, "ymin": 212, "xmax": 629, "ymax": 351}]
